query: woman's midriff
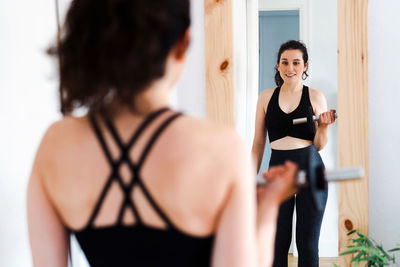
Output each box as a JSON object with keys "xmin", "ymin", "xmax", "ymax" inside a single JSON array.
[{"xmin": 270, "ymin": 136, "xmax": 313, "ymax": 150}]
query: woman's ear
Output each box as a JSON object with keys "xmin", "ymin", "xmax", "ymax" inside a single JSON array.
[{"xmin": 173, "ymin": 28, "xmax": 191, "ymax": 61}]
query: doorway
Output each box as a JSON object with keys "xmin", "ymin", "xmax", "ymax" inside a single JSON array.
[{"xmin": 257, "ymin": 9, "xmax": 300, "ymax": 177}]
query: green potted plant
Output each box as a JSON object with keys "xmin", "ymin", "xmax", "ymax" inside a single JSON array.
[{"xmin": 333, "ymin": 230, "xmax": 400, "ymax": 267}]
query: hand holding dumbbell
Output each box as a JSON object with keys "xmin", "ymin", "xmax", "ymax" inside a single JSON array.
[
  {"xmin": 258, "ymin": 161, "xmax": 299, "ymax": 204},
  {"xmin": 258, "ymin": 148, "xmax": 364, "ymax": 211},
  {"xmin": 293, "ymin": 109, "xmax": 337, "ymax": 125}
]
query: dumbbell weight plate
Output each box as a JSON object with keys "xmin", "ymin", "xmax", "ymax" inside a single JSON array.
[
  {"xmin": 307, "ymin": 148, "xmax": 328, "ymax": 211},
  {"xmin": 304, "ymin": 148, "xmax": 364, "ymax": 211}
]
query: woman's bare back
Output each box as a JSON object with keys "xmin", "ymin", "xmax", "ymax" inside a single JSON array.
[{"xmin": 35, "ymin": 109, "xmax": 244, "ymax": 238}]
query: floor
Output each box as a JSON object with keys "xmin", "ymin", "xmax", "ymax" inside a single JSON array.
[{"xmin": 288, "ymin": 254, "xmax": 340, "ymax": 267}]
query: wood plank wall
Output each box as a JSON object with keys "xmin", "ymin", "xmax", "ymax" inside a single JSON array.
[
  {"xmin": 204, "ymin": 0, "xmax": 234, "ymax": 127},
  {"xmin": 338, "ymin": 0, "xmax": 369, "ymax": 265}
]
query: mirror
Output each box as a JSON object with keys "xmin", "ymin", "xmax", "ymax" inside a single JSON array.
[{"xmin": 243, "ymin": 0, "xmax": 339, "ymax": 261}]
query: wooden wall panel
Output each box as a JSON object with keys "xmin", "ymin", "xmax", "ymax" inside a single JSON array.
[
  {"xmin": 338, "ymin": 0, "xmax": 369, "ymax": 265},
  {"xmin": 204, "ymin": 0, "xmax": 234, "ymax": 127}
]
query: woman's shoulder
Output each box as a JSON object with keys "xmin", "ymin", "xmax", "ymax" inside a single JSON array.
[
  {"xmin": 259, "ymin": 88, "xmax": 276, "ymax": 98},
  {"xmin": 257, "ymin": 88, "xmax": 277, "ymax": 111},
  {"xmin": 175, "ymin": 115, "xmax": 247, "ymax": 155},
  {"xmin": 40, "ymin": 113, "xmax": 245, "ymax": 160},
  {"xmin": 34, "ymin": 116, "xmax": 92, "ymax": 164},
  {"xmin": 259, "ymin": 88, "xmax": 277, "ymax": 102},
  {"xmin": 172, "ymin": 115, "xmax": 250, "ymax": 175},
  {"xmin": 307, "ymin": 87, "xmax": 326, "ymax": 104},
  {"xmin": 44, "ymin": 115, "xmax": 90, "ymax": 143},
  {"xmin": 308, "ymin": 87, "xmax": 324, "ymax": 97}
]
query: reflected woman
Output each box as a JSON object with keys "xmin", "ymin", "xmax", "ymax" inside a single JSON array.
[{"xmin": 252, "ymin": 40, "xmax": 336, "ymax": 267}]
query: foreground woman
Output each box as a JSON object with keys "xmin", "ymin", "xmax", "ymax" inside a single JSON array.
[{"xmin": 27, "ymin": 1, "xmax": 297, "ymax": 266}]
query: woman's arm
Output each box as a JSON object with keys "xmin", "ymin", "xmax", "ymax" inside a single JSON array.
[
  {"xmin": 251, "ymin": 91, "xmax": 270, "ymax": 172},
  {"xmin": 212, "ymin": 133, "xmax": 297, "ymax": 267},
  {"xmin": 311, "ymin": 90, "xmax": 336, "ymax": 150},
  {"xmin": 211, "ymin": 137, "xmax": 258, "ymax": 267},
  {"xmin": 27, "ymin": 130, "xmax": 70, "ymax": 267}
]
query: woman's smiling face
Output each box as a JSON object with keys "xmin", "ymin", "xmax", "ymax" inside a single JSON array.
[{"xmin": 277, "ymin": 49, "xmax": 308, "ymax": 85}]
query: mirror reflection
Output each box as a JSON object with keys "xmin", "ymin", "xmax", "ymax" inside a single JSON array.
[{"xmin": 249, "ymin": 0, "xmax": 338, "ymax": 263}]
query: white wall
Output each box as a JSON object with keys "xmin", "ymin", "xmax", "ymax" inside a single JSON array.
[
  {"xmin": 175, "ymin": 0, "xmax": 207, "ymax": 118},
  {"xmin": 369, "ymin": 0, "xmax": 400, "ymax": 253},
  {"xmin": 0, "ymin": 1, "xmax": 60, "ymax": 266}
]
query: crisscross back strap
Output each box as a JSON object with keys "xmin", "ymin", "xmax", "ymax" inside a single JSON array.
[{"xmin": 86, "ymin": 108, "xmax": 182, "ymax": 229}]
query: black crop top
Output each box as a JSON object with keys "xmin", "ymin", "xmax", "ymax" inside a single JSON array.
[
  {"xmin": 265, "ymin": 86, "xmax": 316, "ymax": 143},
  {"xmin": 70, "ymin": 108, "xmax": 214, "ymax": 267}
]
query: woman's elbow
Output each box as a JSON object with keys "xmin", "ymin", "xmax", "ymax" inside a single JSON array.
[
  {"xmin": 314, "ymin": 138, "xmax": 328, "ymax": 151},
  {"xmin": 315, "ymin": 143, "xmax": 323, "ymax": 151}
]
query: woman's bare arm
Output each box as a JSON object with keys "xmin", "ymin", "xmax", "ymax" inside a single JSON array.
[
  {"xmin": 27, "ymin": 127, "xmax": 69, "ymax": 267},
  {"xmin": 211, "ymin": 133, "xmax": 258, "ymax": 267},
  {"xmin": 311, "ymin": 89, "xmax": 336, "ymax": 150},
  {"xmin": 212, "ymin": 130, "xmax": 297, "ymax": 267},
  {"xmin": 251, "ymin": 90, "xmax": 272, "ymax": 172}
]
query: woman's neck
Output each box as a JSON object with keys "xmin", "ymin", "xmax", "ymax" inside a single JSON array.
[
  {"xmin": 104, "ymin": 79, "xmax": 172, "ymax": 118},
  {"xmin": 133, "ymin": 84, "xmax": 171, "ymax": 114},
  {"xmin": 280, "ymin": 82, "xmax": 303, "ymax": 93}
]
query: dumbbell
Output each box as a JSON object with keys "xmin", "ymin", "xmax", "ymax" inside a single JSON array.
[
  {"xmin": 296, "ymin": 148, "xmax": 364, "ymax": 211},
  {"xmin": 293, "ymin": 110, "xmax": 338, "ymax": 125}
]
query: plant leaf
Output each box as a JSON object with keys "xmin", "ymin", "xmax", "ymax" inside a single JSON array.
[
  {"xmin": 358, "ymin": 232, "xmax": 366, "ymax": 238},
  {"xmin": 351, "ymin": 252, "xmax": 364, "ymax": 263},
  {"xmin": 376, "ymin": 245, "xmax": 390, "ymax": 259},
  {"xmin": 365, "ymin": 238, "xmax": 373, "ymax": 247},
  {"xmin": 347, "ymin": 230, "xmax": 357, "ymax": 236}
]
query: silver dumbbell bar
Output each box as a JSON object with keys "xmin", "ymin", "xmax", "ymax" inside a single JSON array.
[
  {"xmin": 293, "ymin": 113, "xmax": 338, "ymax": 125},
  {"xmin": 296, "ymin": 166, "xmax": 364, "ymax": 186}
]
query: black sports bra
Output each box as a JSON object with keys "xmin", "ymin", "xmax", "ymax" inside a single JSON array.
[
  {"xmin": 265, "ymin": 86, "xmax": 316, "ymax": 143},
  {"xmin": 70, "ymin": 108, "xmax": 214, "ymax": 267}
]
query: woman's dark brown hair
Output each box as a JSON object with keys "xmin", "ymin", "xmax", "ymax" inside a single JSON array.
[{"xmin": 49, "ymin": 0, "xmax": 190, "ymax": 115}]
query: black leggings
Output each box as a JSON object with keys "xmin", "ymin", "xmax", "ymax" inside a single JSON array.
[{"xmin": 270, "ymin": 145, "xmax": 328, "ymax": 267}]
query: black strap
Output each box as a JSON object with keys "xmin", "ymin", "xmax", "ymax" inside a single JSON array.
[
  {"xmin": 300, "ymin": 85, "xmax": 308, "ymax": 106},
  {"xmin": 271, "ymin": 87, "xmax": 280, "ymax": 108},
  {"xmin": 135, "ymin": 113, "xmax": 182, "ymax": 226},
  {"xmin": 103, "ymin": 108, "xmax": 170, "ymax": 156},
  {"xmin": 86, "ymin": 108, "xmax": 182, "ymax": 229}
]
